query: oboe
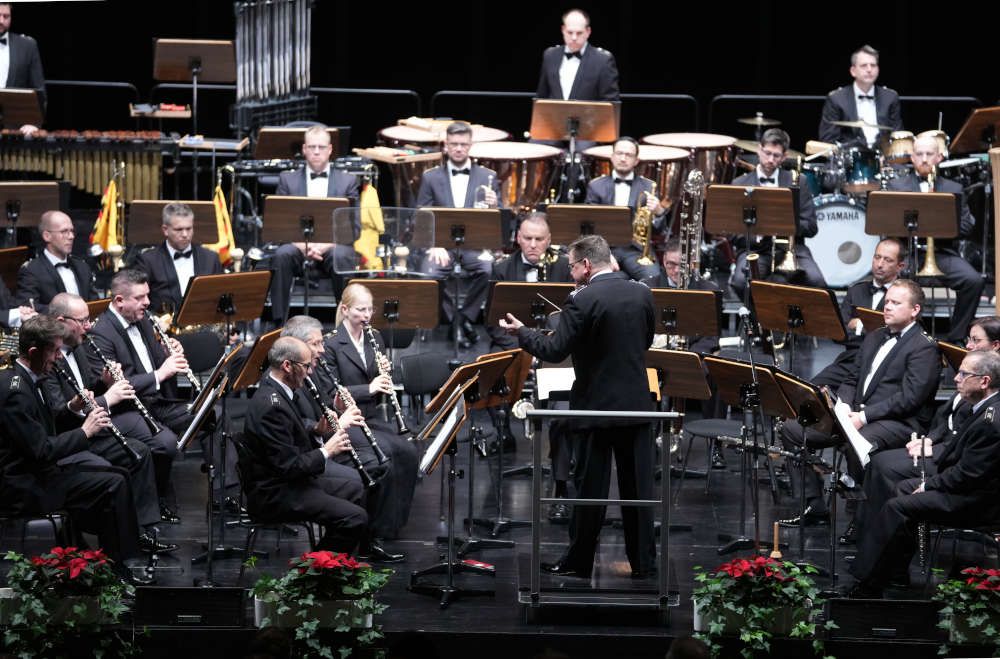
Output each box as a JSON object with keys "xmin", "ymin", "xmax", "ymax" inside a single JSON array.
[
  {"xmin": 51, "ymin": 360, "xmax": 141, "ymax": 465},
  {"xmin": 318, "ymin": 358, "xmax": 388, "ymax": 463},
  {"xmin": 303, "ymin": 376, "xmax": 376, "ymax": 489},
  {"xmin": 363, "ymin": 322, "xmax": 409, "ymax": 435},
  {"xmin": 85, "ymin": 335, "xmax": 162, "ymax": 435},
  {"xmin": 147, "ymin": 312, "xmax": 202, "ymax": 394}
]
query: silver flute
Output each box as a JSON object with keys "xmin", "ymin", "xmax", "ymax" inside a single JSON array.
[
  {"xmin": 303, "ymin": 376, "xmax": 375, "ymax": 489},
  {"xmin": 318, "ymin": 358, "xmax": 388, "ymax": 464},
  {"xmin": 84, "ymin": 335, "xmax": 162, "ymax": 436},
  {"xmin": 147, "ymin": 311, "xmax": 202, "ymax": 394},
  {"xmin": 51, "ymin": 360, "xmax": 141, "ymax": 465},
  {"xmin": 363, "ymin": 322, "xmax": 409, "ymax": 435}
]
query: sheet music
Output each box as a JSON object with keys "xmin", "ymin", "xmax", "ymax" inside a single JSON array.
[
  {"xmin": 834, "ymin": 400, "xmax": 873, "ymax": 467},
  {"xmin": 536, "ymin": 367, "xmax": 575, "ymax": 401},
  {"xmin": 419, "ymin": 397, "xmax": 464, "ymax": 475}
]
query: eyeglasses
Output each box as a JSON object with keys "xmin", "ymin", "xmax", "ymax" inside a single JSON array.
[
  {"xmin": 956, "ymin": 370, "xmax": 985, "ymax": 380},
  {"xmin": 68, "ymin": 315, "xmax": 91, "ymax": 325},
  {"xmin": 569, "ymin": 258, "xmax": 585, "ymax": 269},
  {"xmin": 287, "ymin": 360, "xmax": 311, "ymax": 369}
]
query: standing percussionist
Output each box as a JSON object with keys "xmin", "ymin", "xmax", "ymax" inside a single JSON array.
[
  {"xmin": 0, "ymin": 2, "xmax": 44, "ymax": 135},
  {"xmin": 535, "ymin": 8, "xmax": 619, "ymax": 103},
  {"xmin": 729, "ymin": 129, "xmax": 825, "ymax": 297},
  {"xmin": 819, "ymin": 45, "xmax": 902, "ymax": 147},
  {"xmin": 17, "ymin": 210, "xmax": 98, "ymax": 311},
  {"xmin": 500, "ymin": 234, "xmax": 656, "ymax": 579}
]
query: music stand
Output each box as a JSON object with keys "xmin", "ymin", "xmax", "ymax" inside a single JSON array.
[
  {"xmin": 545, "ymin": 204, "xmax": 632, "ymax": 247},
  {"xmin": 865, "ymin": 191, "xmax": 958, "ymax": 278},
  {"xmin": 263, "ymin": 196, "xmax": 350, "ymax": 315},
  {"xmin": 749, "ymin": 281, "xmax": 846, "ymax": 373},
  {"xmin": 85, "ymin": 298, "xmax": 111, "ymax": 319},
  {"xmin": 855, "ymin": 307, "xmax": 885, "ymax": 334},
  {"xmin": 704, "ymin": 356, "xmax": 796, "ymax": 556},
  {"xmin": 938, "ymin": 341, "xmax": 967, "ymax": 373},
  {"xmin": 648, "ymin": 288, "xmax": 722, "ymax": 339},
  {"xmin": 529, "ymin": 99, "xmax": 620, "ymax": 203},
  {"xmin": 345, "ymin": 278, "xmax": 439, "ymax": 359},
  {"xmin": 0, "ymin": 246, "xmax": 26, "ymax": 293},
  {"xmin": 255, "ymin": 127, "xmax": 340, "ymax": 161},
  {"xmin": 127, "ymin": 200, "xmax": 216, "ymax": 246},
  {"xmin": 231, "ymin": 329, "xmax": 282, "ymax": 393},
  {"xmin": 0, "ymin": 182, "xmax": 59, "ymax": 246},
  {"xmin": 486, "ymin": 281, "xmax": 575, "ymax": 329},
  {"xmin": 0, "ymin": 89, "xmax": 42, "ymax": 129},
  {"xmin": 951, "ymin": 106, "xmax": 1000, "ymax": 156}
]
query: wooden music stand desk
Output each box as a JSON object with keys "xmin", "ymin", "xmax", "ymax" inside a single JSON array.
[
  {"xmin": 0, "ymin": 89, "xmax": 42, "ymax": 129},
  {"xmin": 418, "ymin": 207, "xmax": 503, "ymax": 252},
  {"xmin": 346, "ymin": 278, "xmax": 439, "ymax": 331},
  {"xmin": 866, "ymin": 191, "xmax": 959, "ymax": 239},
  {"xmin": 951, "ymin": 106, "xmax": 1000, "ymax": 156},
  {"xmin": 153, "ymin": 39, "xmax": 235, "ymax": 83},
  {"xmin": 702, "ymin": 356, "xmax": 795, "ymax": 419},
  {"xmin": 175, "ymin": 271, "xmax": 272, "ymax": 330},
  {"xmin": 939, "ymin": 341, "xmax": 967, "ymax": 373},
  {"xmin": 545, "ymin": 204, "xmax": 631, "ymax": 247},
  {"xmin": 486, "ymin": 281, "xmax": 575, "ymax": 329},
  {"xmin": 705, "ymin": 185, "xmax": 796, "ymax": 238},
  {"xmin": 648, "ymin": 288, "xmax": 722, "ymax": 338},
  {"xmin": 85, "ymin": 298, "xmax": 111, "ymax": 319},
  {"xmin": 855, "ymin": 306, "xmax": 885, "ymax": 334},
  {"xmin": 646, "ymin": 349, "xmax": 712, "ymax": 401},
  {"xmin": 0, "ymin": 246, "xmax": 27, "ymax": 293},
  {"xmin": 425, "ymin": 353, "xmax": 514, "ymax": 416},
  {"xmin": 0, "ymin": 182, "xmax": 60, "ymax": 227},
  {"xmin": 750, "ymin": 281, "xmax": 846, "ymax": 342},
  {"xmin": 529, "ymin": 99, "xmax": 619, "ymax": 144},
  {"xmin": 473, "ymin": 349, "xmax": 532, "ymax": 410},
  {"xmin": 128, "ymin": 200, "xmax": 215, "ymax": 245},
  {"xmin": 262, "ymin": 196, "xmax": 350, "ymax": 243},
  {"xmin": 231, "ymin": 329, "xmax": 281, "ymax": 392}
]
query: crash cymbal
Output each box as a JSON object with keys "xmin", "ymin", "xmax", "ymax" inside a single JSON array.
[
  {"xmin": 735, "ymin": 139, "xmax": 760, "ymax": 152},
  {"xmin": 830, "ymin": 119, "xmax": 893, "ymax": 131},
  {"xmin": 737, "ymin": 116, "xmax": 781, "ymax": 127}
]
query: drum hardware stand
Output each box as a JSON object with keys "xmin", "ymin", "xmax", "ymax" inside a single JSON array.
[
  {"xmin": 562, "ymin": 117, "xmax": 582, "ymax": 203},
  {"xmin": 783, "ymin": 305, "xmax": 805, "ymax": 373},
  {"xmin": 299, "ymin": 214, "xmax": 315, "ymax": 316},
  {"xmin": 3, "ymin": 199, "xmax": 19, "ymax": 248}
]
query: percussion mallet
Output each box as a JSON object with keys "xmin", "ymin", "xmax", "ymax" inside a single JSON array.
[{"xmin": 769, "ymin": 521, "xmax": 783, "ymax": 559}]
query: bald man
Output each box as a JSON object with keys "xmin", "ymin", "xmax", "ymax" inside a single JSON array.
[{"xmin": 17, "ymin": 210, "xmax": 97, "ymax": 311}]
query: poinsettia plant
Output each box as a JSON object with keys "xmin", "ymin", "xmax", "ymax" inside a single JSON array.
[
  {"xmin": 933, "ymin": 566, "xmax": 1000, "ymax": 654},
  {"xmin": 692, "ymin": 555, "xmax": 835, "ymax": 659}
]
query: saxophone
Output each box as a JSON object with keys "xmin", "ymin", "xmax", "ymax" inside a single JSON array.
[{"xmin": 632, "ymin": 182, "xmax": 657, "ymax": 266}]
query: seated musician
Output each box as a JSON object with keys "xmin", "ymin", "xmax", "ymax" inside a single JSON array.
[
  {"xmin": 729, "ymin": 129, "xmax": 825, "ymax": 298},
  {"xmin": 417, "ymin": 121, "xmax": 502, "ymax": 349},
  {"xmin": 583, "ymin": 136, "xmax": 665, "ymax": 281},
  {"xmin": 17, "ymin": 210, "xmax": 98, "ymax": 311},
  {"xmin": 133, "ymin": 202, "xmax": 222, "ymax": 317},
  {"xmin": 41, "ymin": 293, "xmax": 175, "ymax": 552},
  {"xmin": 317, "ymin": 284, "xmax": 418, "ymax": 545},
  {"xmin": 779, "ymin": 279, "xmax": 940, "ymax": 527},
  {"xmin": 282, "ymin": 315, "xmax": 407, "ymax": 562},
  {"xmin": 846, "ymin": 350, "xmax": 1000, "ymax": 598},
  {"xmin": 818, "ymin": 45, "xmax": 902, "ymax": 148},
  {"xmin": 0, "ymin": 275, "xmax": 35, "ymax": 328},
  {"xmin": 270, "ymin": 124, "xmax": 361, "ymax": 326},
  {"xmin": 0, "ymin": 314, "xmax": 147, "ymax": 575},
  {"xmin": 887, "ymin": 134, "xmax": 982, "ymax": 344},
  {"xmin": 241, "ymin": 336, "xmax": 368, "ymax": 554},
  {"xmin": 813, "ymin": 238, "xmax": 906, "ymax": 389}
]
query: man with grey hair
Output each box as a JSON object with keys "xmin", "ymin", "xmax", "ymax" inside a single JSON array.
[
  {"xmin": 819, "ymin": 44, "xmax": 902, "ymax": 146},
  {"xmin": 17, "ymin": 210, "xmax": 98, "ymax": 311},
  {"xmin": 134, "ymin": 201, "xmax": 222, "ymax": 316},
  {"xmin": 847, "ymin": 350, "xmax": 1000, "ymax": 598}
]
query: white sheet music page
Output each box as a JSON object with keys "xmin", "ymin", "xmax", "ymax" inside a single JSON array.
[{"xmin": 834, "ymin": 399, "xmax": 873, "ymax": 467}]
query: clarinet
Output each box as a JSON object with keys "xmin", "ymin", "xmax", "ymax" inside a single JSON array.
[
  {"xmin": 85, "ymin": 335, "xmax": 162, "ymax": 435},
  {"xmin": 147, "ymin": 312, "xmax": 202, "ymax": 394},
  {"xmin": 303, "ymin": 376, "xmax": 376, "ymax": 489},
  {"xmin": 362, "ymin": 322, "xmax": 409, "ymax": 435},
  {"xmin": 318, "ymin": 358, "xmax": 389, "ymax": 463},
  {"xmin": 51, "ymin": 361, "xmax": 141, "ymax": 465}
]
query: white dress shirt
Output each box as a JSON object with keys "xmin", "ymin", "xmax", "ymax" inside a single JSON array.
[
  {"xmin": 448, "ymin": 160, "xmax": 470, "ymax": 208},
  {"xmin": 854, "ymin": 82, "xmax": 879, "ymax": 147},
  {"xmin": 756, "ymin": 166, "xmax": 779, "ymax": 187},
  {"xmin": 522, "ymin": 256, "xmax": 539, "ymax": 283},
  {"xmin": 862, "ymin": 321, "xmax": 915, "ymax": 397},
  {"xmin": 44, "ymin": 249, "xmax": 80, "ymax": 296},
  {"xmin": 0, "ymin": 34, "xmax": 9, "ymax": 88},
  {"xmin": 614, "ymin": 172, "xmax": 634, "ymax": 207},
  {"xmin": 166, "ymin": 243, "xmax": 195, "ymax": 298},
  {"xmin": 306, "ymin": 165, "xmax": 331, "ymax": 198},
  {"xmin": 109, "ymin": 306, "xmax": 156, "ymax": 381},
  {"xmin": 559, "ymin": 44, "xmax": 586, "ymax": 100}
]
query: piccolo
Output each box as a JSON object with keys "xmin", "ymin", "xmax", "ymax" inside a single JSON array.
[
  {"xmin": 147, "ymin": 311, "xmax": 202, "ymax": 394},
  {"xmin": 51, "ymin": 360, "xmax": 141, "ymax": 465},
  {"xmin": 303, "ymin": 376, "xmax": 376, "ymax": 489},
  {"xmin": 363, "ymin": 322, "xmax": 410, "ymax": 435},
  {"xmin": 318, "ymin": 358, "xmax": 388, "ymax": 463},
  {"xmin": 85, "ymin": 336, "xmax": 162, "ymax": 435}
]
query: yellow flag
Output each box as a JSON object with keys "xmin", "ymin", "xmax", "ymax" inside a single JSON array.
[
  {"xmin": 205, "ymin": 184, "xmax": 236, "ymax": 266},
  {"xmin": 355, "ymin": 182, "xmax": 384, "ymax": 270},
  {"xmin": 88, "ymin": 177, "xmax": 120, "ymax": 265}
]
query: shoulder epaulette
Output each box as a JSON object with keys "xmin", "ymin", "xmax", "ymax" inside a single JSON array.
[
  {"xmin": 9, "ymin": 374, "xmax": 21, "ymax": 391},
  {"xmin": 827, "ymin": 86, "xmax": 846, "ymax": 97},
  {"xmin": 270, "ymin": 392, "xmax": 282, "ymax": 407},
  {"xmin": 986, "ymin": 406, "xmax": 995, "ymax": 423}
]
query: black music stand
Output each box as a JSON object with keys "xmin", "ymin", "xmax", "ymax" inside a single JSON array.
[
  {"xmin": 545, "ymin": 204, "xmax": 632, "ymax": 247},
  {"xmin": 127, "ymin": 200, "xmax": 216, "ymax": 248},
  {"xmin": 703, "ymin": 356, "xmax": 796, "ymax": 556},
  {"xmin": 749, "ymin": 281, "xmax": 846, "ymax": 374},
  {"xmin": 865, "ymin": 191, "xmax": 958, "ymax": 279},
  {"xmin": 0, "ymin": 89, "xmax": 42, "ymax": 130},
  {"xmin": 263, "ymin": 196, "xmax": 350, "ymax": 315},
  {"xmin": 0, "ymin": 182, "xmax": 59, "ymax": 248},
  {"xmin": 255, "ymin": 127, "xmax": 340, "ymax": 161},
  {"xmin": 529, "ymin": 99, "xmax": 620, "ymax": 202}
]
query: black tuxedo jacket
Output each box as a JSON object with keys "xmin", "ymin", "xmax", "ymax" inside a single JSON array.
[
  {"xmin": 134, "ymin": 243, "xmax": 223, "ymax": 315},
  {"xmin": 837, "ymin": 324, "xmax": 941, "ymax": 432},
  {"xmin": 4, "ymin": 33, "xmax": 45, "ymax": 112},
  {"xmin": 0, "ymin": 362, "xmax": 89, "ymax": 512},
  {"xmin": 321, "ymin": 323, "xmax": 384, "ymax": 420},
  {"xmin": 584, "ymin": 174, "xmax": 668, "ymax": 236},
  {"xmin": 516, "ymin": 271, "xmax": 654, "ymax": 427},
  {"xmin": 16, "ymin": 252, "xmax": 96, "ymax": 310},
  {"xmin": 924, "ymin": 393, "xmax": 1000, "ymax": 496},
  {"xmin": 818, "ymin": 84, "xmax": 902, "ymax": 144},
  {"xmin": 535, "ymin": 44, "xmax": 620, "ymax": 102},
  {"xmin": 887, "ymin": 172, "xmax": 974, "ymax": 250},
  {"xmin": 276, "ymin": 167, "xmax": 361, "ymax": 206},
  {"xmin": 731, "ymin": 169, "xmax": 818, "ymax": 241},
  {"xmin": 416, "ymin": 164, "xmax": 500, "ymax": 209},
  {"xmin": 86, "ymin": 309, "xmax": 178, "ymax": 401},
  {"xmin": 0, "ymin": 275, "xmax": 15, "ymax": 327}
]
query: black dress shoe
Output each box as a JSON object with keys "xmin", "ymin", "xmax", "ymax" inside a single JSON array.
[
  {"xmin": 139, "ymin": 533, "xmax": 179, "ymax": 554},
  {"xmin": 844, "ymin": 581, "xmax": 883, "ymax": 599},
  {"xmin": 710, "ymin": 445, "xmax": 727, "ymax": 470},
  {"xmin": 448, "ymin": 324, "xmax": 473, "ymax": 350},
  {"xmin": 120, "ymin": 569, "xmax": 155, "ymax": 586},
  {"xmin": 839, "ymin": 519, "xmax": 858, "ymax": 545},
  {"xmin": 159, "ymin": 505, "xmax": 181, "ymax": 524},
  {"xmin": 359, "ymin": 541, "xmax": 405, "ymax": 563},
  {"xmin": 778, "ymin": 506, "xmax": 829, "ymax": 527},
  {"xmin": 460, "ymin": 318, "xmax": 480, "ymax": 343},
  {"xmin": 540, "ymin": 559, "xmax": 591, "ymax": 578},
  {"xmin": 548, "ymin": 502, "xmax": 570, "ymax": 524}
]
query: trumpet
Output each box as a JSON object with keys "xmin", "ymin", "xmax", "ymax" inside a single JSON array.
[
  {"xmin": 772, "ymin": 167, "xmax": 798, "ymax": 273},
  {"xmin": 302, "ymin": 376, "xmax": 376, "ymax": 489},
  {"xmin": 85, "ymin": 335, "xmax": 162, "ymax": 435},
  {"xmin": 632, "ymin": 182, "xmax": 657, "ymax": 266},
  {"xmin": 148, "ymin": 311, "xmax": 203, "ymax": 394},
  {"xmin": 363, "ymin": 322, "xmax": 410, "ymax": 436},
  {"xmin": 318, "ymin": 358, "xmax": 389, "ymax": 462}
]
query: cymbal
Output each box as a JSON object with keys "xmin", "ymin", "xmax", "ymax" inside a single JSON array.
[
  {"xmin": 737, "ymin": 116, "xmax": 781, "ymax": 127},
  {"xmin": 735, "ymin": 139, "xmax": 803, "ymax": 160},
  {"xmin": 830, "ymin": 119, "xmax": 893, "ymax": 131}
]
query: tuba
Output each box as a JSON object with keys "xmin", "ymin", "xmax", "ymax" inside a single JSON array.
[
  {"xmin": 916, "ymin": 166, "xmax": 944, "ymax": 277},
  {"xmin": 632, "ymin": 182, "xmax": 657, "ymax": 266}
]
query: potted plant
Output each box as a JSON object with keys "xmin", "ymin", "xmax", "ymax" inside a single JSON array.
[
  {"xmin": 933, "ymin": 566, "xmax": 1000, "ymax": 651},
  {"xmin": 249, "ymin": 551, "xmax": 391, "ymax": 658},
  {"xmin": 2, "ymin": 546, "xmax": 137, "ymax": 657},
  {"xmin": 692, "ymin": 555, "xmax": 835, "ymax": 658}
]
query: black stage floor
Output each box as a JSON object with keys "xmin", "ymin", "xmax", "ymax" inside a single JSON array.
[{"xmin": 1, "ymin": 324, "xmax": 990, "ymax": 658}]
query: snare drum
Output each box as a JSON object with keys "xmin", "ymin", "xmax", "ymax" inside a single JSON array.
[
  {"xmin": 640, "ymin": 133, "xmax": 738, "ymax": 186},
  {"xmin": 842, "ymin": 147, "xmax": 881, "ymax": 194},
  {"xmin": 804, "ymin": 194, "xmax": 879, "ymax": 288},
  {"xmin": 917, "ymin": 130, "xmax": 950, "ymax": 159},
  {"xmin": 582, "ymin": 144, "xmax": 690, "ymax": 214},
  {"xmin": 886, "ymin": 130, "xmax": 914, "ymax": 164},
  {"xmin": 470, "ymin": 142, "xmax": 562, "ymax": 213}
]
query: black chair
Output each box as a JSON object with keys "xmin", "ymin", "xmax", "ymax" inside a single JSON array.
[
  {"xmin": 0, "ymin": 508, "xmax": 74, "ymax": 552},
  {"xmin": 177, "ymin": 330, "xmax": 225, "ymax": 375},
  {"xmin": 922, "ymin": 522, "xmax": 1000, "ymax": 594},
  {"xmin": 398, "ymin": 351, "xmax": 452, "ymax": 426}
]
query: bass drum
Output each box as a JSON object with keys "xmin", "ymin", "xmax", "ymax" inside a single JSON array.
[{"xmin": 804, "ymin": 194, "xmax": 880, "ymax": 288}]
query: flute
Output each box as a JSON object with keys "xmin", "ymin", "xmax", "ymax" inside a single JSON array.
[
  {"xmin": 85, "ymin": 335, "xmax": 162, "ymax": 435},
  {"xmin": 363, "ymin": 322, "xmax": 409, "ymax": 435},
  {"xmin": 147, "ymin": 311, "xmax": 202, "ymax": 394},
  {"xmin": 303, "ymin": 376, "xmax": 376, "ymax": 489},
  {"xmin": 51, "ymin": 360, "xmax": 141, "ymax": 465},
  {"xmin": 318, "ymin": 358, "xmax": 388, "ymax": 463}
]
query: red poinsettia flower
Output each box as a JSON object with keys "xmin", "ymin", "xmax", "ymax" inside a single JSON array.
[{"xmin": 66, "ymin": 557, "xmax": 88, "ymax": 579}]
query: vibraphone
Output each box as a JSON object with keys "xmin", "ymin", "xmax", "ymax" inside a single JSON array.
[{"xmin": 0, "ymin": 130, "xmax": 174, "ymax": 202}]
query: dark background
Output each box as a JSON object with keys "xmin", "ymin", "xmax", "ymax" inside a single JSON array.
[{"xmin": 10, "ymin": 1, "xmax": 1000, "ymax": 163}]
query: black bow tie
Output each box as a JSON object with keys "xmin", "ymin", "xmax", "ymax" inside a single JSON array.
[
  {"xmin": 870, "ymin": 284, "xmax": 886, "ymax": 296},
  {"xmin": 451, "ymin": 168, "xmax": 470, "ymax": 176},
  {"xmin": 309, "ymin": 170, "xmax": 328, "ymax": 180},
  {"xmin": 524, "ymin": 262, "xmax": 540, "ymax": 271},
  {"xmin": 858, "ymin": 94, "xmax": 874, "ymax": 101},
  {"xmin": 884, "ymin": 330, "xmax": 900, "ymax": 342},
  {"xmin": 759, "ymin": 176, "xmax": 775, "ymax": 184},
  {"xmin": 0, "ymin": 37, "xmax": 7, "ymax": 46},
  {"xmin": 54, "ymin": 261, "xmax": 71, "ymax": 269},
  {"xmin": 614, "ymin": 177, "xmax": 633, "ymax": 185},
  {"xmin": 173, "ymin": 250, "xmax": 192, "ymax": 260},
  {"xmin": 564, "ymin": 51, "xmax": 582, "ymax": 60}
]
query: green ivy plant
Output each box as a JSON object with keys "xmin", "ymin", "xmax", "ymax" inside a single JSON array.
[
  {"xmin": 692, "ymin": 555, "xmax": 836, "ymax": 659},
  {"xmin": 933, "ymin": 566, "xmax": 1000, "ymax": 656}
]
